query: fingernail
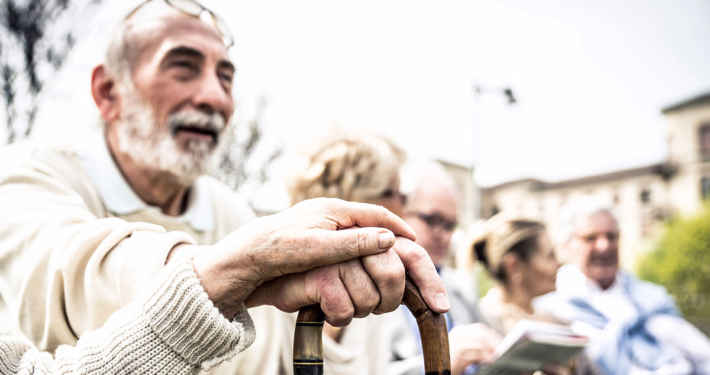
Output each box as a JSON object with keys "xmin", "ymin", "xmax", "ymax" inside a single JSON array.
[
  {"xmin": 435, "ymin": 292, "xmax": 450, "ymax": 310},
  {"xmin": 378, "ymin": 232, "xmax": 394, "ymax": 249}
]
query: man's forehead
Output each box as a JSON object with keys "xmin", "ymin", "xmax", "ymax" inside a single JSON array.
[
  {"xmin": 410, "ymin": 195, "xmax": 458, "ymax": 222},
  {"xmin": 412, "ymin": 180, "xmax": 458, "ymax": 206},
  {"xmin": 126, "ymin": 6, "xmax": 230, "ymax": 63},
  {"xmin": 575, "ymin": 211, "xmax": 618, "ymax": 232}
]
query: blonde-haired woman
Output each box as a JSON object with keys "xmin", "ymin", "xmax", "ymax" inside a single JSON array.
[
  {"xmin": 474, "ymin": 214, "xmax": 601, "ymax": 375},
  {"xmin": 288, "ymin": 128, "xmax": 406, "ymax": 216},
  {"xmin": 282, "ymin": 127, "xmax": 407, "ymax": 375}
]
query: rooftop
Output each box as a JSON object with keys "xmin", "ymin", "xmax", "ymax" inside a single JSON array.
[
  {"xmin": 482, "ymin": 163, "xmax": 676, "ymax": 192},
  {"xmin": 662, "ymin": 91, "xmax": 710, "ymax": 114}
]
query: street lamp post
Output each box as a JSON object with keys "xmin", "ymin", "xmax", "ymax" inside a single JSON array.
[
  {"xmin": 472, "ymin": 84, "xmax": 517, "ymax": 166},
  {"xmin": 470, "ymin": 83, "xmax": 517, "ymax": 219}
]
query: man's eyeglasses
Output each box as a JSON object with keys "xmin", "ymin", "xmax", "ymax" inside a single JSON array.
[
  {"xmin": 575, "ymin": 232, "xmax": 619, "ymax": 244},
  {"xmin": 126, "ymin": 0, "xmax": 234, "ymax": 48},
  {"xmin": 378, "ymin": 188, "xmax": 407, "ymax": 206},
  {"xmin": 411, "ymin": 212, "xmax": 457, "ymax": 233}
]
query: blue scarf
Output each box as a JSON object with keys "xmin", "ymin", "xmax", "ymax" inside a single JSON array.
[{"xmin": 539, "ymin": 272, "xmax": 682, "ymax": 375}]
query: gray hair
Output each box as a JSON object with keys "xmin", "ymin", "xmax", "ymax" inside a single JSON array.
[
  {"xmin": 104, "ymin": 3, "xmax": 170, "ymax": 85},
  {"xmin": 400, "ymin": 161, "xmax": 460, "ymax": 204},
  {"xmin": 104, "ymin": 21, "xmax": 141, "ymax": 85},
  {"xmin": 557, "ymin": 195, "xmax": 618, "ymax": 244}
]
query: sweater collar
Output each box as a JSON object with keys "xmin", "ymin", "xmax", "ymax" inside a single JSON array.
[{"xmin": 79, "ymin": 132, "xmax": 214, "ymax": 232}]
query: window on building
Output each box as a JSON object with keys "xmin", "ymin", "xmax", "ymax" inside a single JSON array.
[
  {"xmin": 700, "ymin": 124, "xmax": 710, "ymax": 162},
  {"xmin": 701, "ymin": 177, "xmax": 710, "ymax": 200},
  {"xmin": 612, "ymin": 187, "xmax": 620, "ymax": 205},
  {"xmin": 640, "ymin": 189, "xmax": 651, "ymax": 204}
]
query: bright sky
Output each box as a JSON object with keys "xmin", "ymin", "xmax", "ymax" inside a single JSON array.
[{"xmin": 27, "ymin": 0, "xmax": 710, "ymax": 211}]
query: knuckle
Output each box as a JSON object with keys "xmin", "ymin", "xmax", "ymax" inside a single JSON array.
[
  {"xmin": 381, "ymin": 262, "xmax": 405, "ymax": 287},
  {"xmin": 366, "ymin": 250, "xmax": 404, "ymax": 287},
  {"xmin": 329, "ymin": 305, "xmax": 354, "ymax": 326},
  {"xmin": 354, "ymin": 299, "xmax": 378, "ymax": 318},
  {"xmin": 362, "ymin": 285, "xmax": 380, "ymax": 308},
  {"xmin": 323, "ymin": 197, "xmax": 345, "ymax": 213},
  {"xmin": 355, "ymin": 231, "xmax": 370, "ymax": 255},
  {"xmin": 322, "ymin": 197, "xmax": 335, "ymax": 210},
  {"xmin": 374, "ymin": 205, "xmax": 389, "ymax": 220},
  {"xmin": 410, "ymin": 245, "xmax": 432, "ymax": 265},
  {"xmin": 305, "ymin": 197, "xmax": 329, "ymax": 214}
]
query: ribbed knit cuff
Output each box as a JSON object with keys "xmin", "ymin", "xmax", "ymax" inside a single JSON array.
[
  {"xmin": 142, "ymin": 257, "xmax": 256, "ymax": 372},
  {"xmin": 0, "ymin": 337, "xmax": 33, "ymax": 374}
]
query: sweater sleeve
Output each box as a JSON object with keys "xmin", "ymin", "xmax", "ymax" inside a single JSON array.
[
  {"xmin": 0, "ymin": 144, "xmax": 200, "ymax": 352},
  {"xmin": 0, "ymin": 257, "xmax": 255, "ymax": 375}
]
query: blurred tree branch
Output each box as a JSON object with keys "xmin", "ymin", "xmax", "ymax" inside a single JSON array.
[
  {"xmin": 0, "ymin": 0, "xmax": 96, "ymax": 144},
  {"xmin": 213, "ymin": 96, "xmax": 283, "ymax": 204}
]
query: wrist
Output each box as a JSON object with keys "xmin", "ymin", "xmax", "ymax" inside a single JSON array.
[
  {"xmin": 165, "ymin": 243, "xmax": 197, "ymax": 265},
  {"xmin": 192, "ymin": 249, "xmax": 258, "ymax": 319}
]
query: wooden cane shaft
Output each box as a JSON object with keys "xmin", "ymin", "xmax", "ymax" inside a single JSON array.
[
  {"xmin": 294, "ymin": 305, "xmax": 325, "ymax": 375},
  {"xmin": 401, "ymin": 279, "xmax": 451, "ymax": 375},
  {"xmin": 293, "ymin": 277, "xmax": 451, "ymax": 375}
]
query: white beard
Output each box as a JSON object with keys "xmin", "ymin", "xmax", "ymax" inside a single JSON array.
[{"xmin": 114, "ymin": 84, "xmax": 227, "ymax": 185}]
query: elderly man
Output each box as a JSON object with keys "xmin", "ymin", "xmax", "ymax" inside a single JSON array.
[
  {"xmin": 387, "ymin": 162, "xmax": 501, "ymax": 375},
  {"xmin": 0, "ymin": 1, "xmax": 448, "ymax": 374},
  {"xmin": 536, "ymin": 196, "xmax": 710, "ymax": 375}
]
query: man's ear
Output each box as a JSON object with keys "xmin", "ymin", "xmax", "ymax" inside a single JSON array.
[{"xmin": 91, "ymin": 65, "xmax": 120, "ymax": 122}]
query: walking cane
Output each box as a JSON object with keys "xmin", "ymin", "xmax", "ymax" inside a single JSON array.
[{"xmin": 293, "ymin": 276, "xmax": 451, "ymax": 375}]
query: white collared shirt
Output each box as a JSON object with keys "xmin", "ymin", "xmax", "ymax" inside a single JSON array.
[
  {"xmin": 554, "ymin": 264, "xmax": 638, "ymax": 339},
  {"xmin": 78, "ymin": 131, "xmax": 214, "ymax": 232}
]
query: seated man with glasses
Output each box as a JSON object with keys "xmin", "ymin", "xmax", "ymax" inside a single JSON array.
[
  {"xmin": 386, "ymin": 162, "xmax": 503, "ymax": 375},
  {"xmin": 0, "ymin": 1, "xmax": 451, "ymax": 374}
]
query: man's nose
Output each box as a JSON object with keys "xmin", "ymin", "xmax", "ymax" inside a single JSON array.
[
  {"xmin": 431, "ymin": 228, "xmax": 450, "ymax": 241},
  {"xmin": 595, "ymin": 236, "xmax": 611, "ymax": 251},
  {"xmin": 192, "ymin": 73, "xmax": 231, "ymax": 116}
]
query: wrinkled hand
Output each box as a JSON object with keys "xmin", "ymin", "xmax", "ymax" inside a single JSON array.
[
  {"xmin": 449, "ymin": 323, "xmax": 502, "ymax": 375},
  {"xmin": 245, "ymin": 235, "xmax": 447, "ymax": 326},
  {"xmin": 520, "ymin": 363, "xmax": 572, "ymax": 375},
  {"xmin": 172, "ymin": 198, "xmax": 448, "ymax": 322},
  {"xmin": 538, "ymin": 363, "xmax": 572, "ymax": 375}
]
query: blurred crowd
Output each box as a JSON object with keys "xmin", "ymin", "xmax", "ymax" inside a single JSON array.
[{"xmin": 0, "ymin": 1, "xmax": 709, "ymax": 375}]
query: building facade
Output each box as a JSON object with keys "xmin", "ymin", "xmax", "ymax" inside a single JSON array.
[
  {"xmin": 663, "ymin": 92, "xmax": 710, "ymax": 215},
  {"xmin": 480, "ymin": 166, "xmax": 673, "ymax": 270},
  {"xmin": 479, "ymin": 92, "xmax": 710, "ymax": 271}
]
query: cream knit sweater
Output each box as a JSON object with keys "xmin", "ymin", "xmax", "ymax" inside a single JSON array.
[
  {"xmin": 0, "ymin": 258, "xmax": 255, "ymax": 375},
  {"xmin": 0, "ymin": 141, "xmax": 284, "ymax": 375}
]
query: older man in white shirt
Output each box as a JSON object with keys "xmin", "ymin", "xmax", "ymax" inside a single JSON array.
[
  {"xmin": 0, "ymin": 2, "xmax": 450, "ymax": 374},
  {"xmin": 536, "ymin": 196, "xmax": 710, "ymax": 375}
]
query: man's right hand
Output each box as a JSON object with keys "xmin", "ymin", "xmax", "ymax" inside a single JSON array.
[
  {"xmin": 449, "ymin": 323, "xmax": 502, "ymax": 375},
  {"xmin": 170, "ymin": 198, "xmax": 449, "ymax": 323}
]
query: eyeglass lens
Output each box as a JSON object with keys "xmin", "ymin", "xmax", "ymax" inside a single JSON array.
[
  {"xmin": 418, "ymin": 212, "xmax": 456, "ymax": 232},
  {"xmin": 165, "ymin": 0, "xmax": 234, "ymax": 46},
  {"xmin": 166, "ymin": 0, "xmax": 203, "ymax": 15}
]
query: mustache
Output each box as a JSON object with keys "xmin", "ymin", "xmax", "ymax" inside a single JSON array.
[
  {"xmin": 589, "ymin": 252, "xmax": 617, "ymax": 264},
  {"xmin": 167, "ymin": 111, "xmax": 225, "ymax": 140}
]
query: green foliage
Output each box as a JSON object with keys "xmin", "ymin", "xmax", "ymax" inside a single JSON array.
[
  {"xmin": 638, "ymin": 206, "xmax": 710, "ymax": 317},
  {"xmin": 474, "ymin": 262, "xmax": 495, "ymax": 298}
]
